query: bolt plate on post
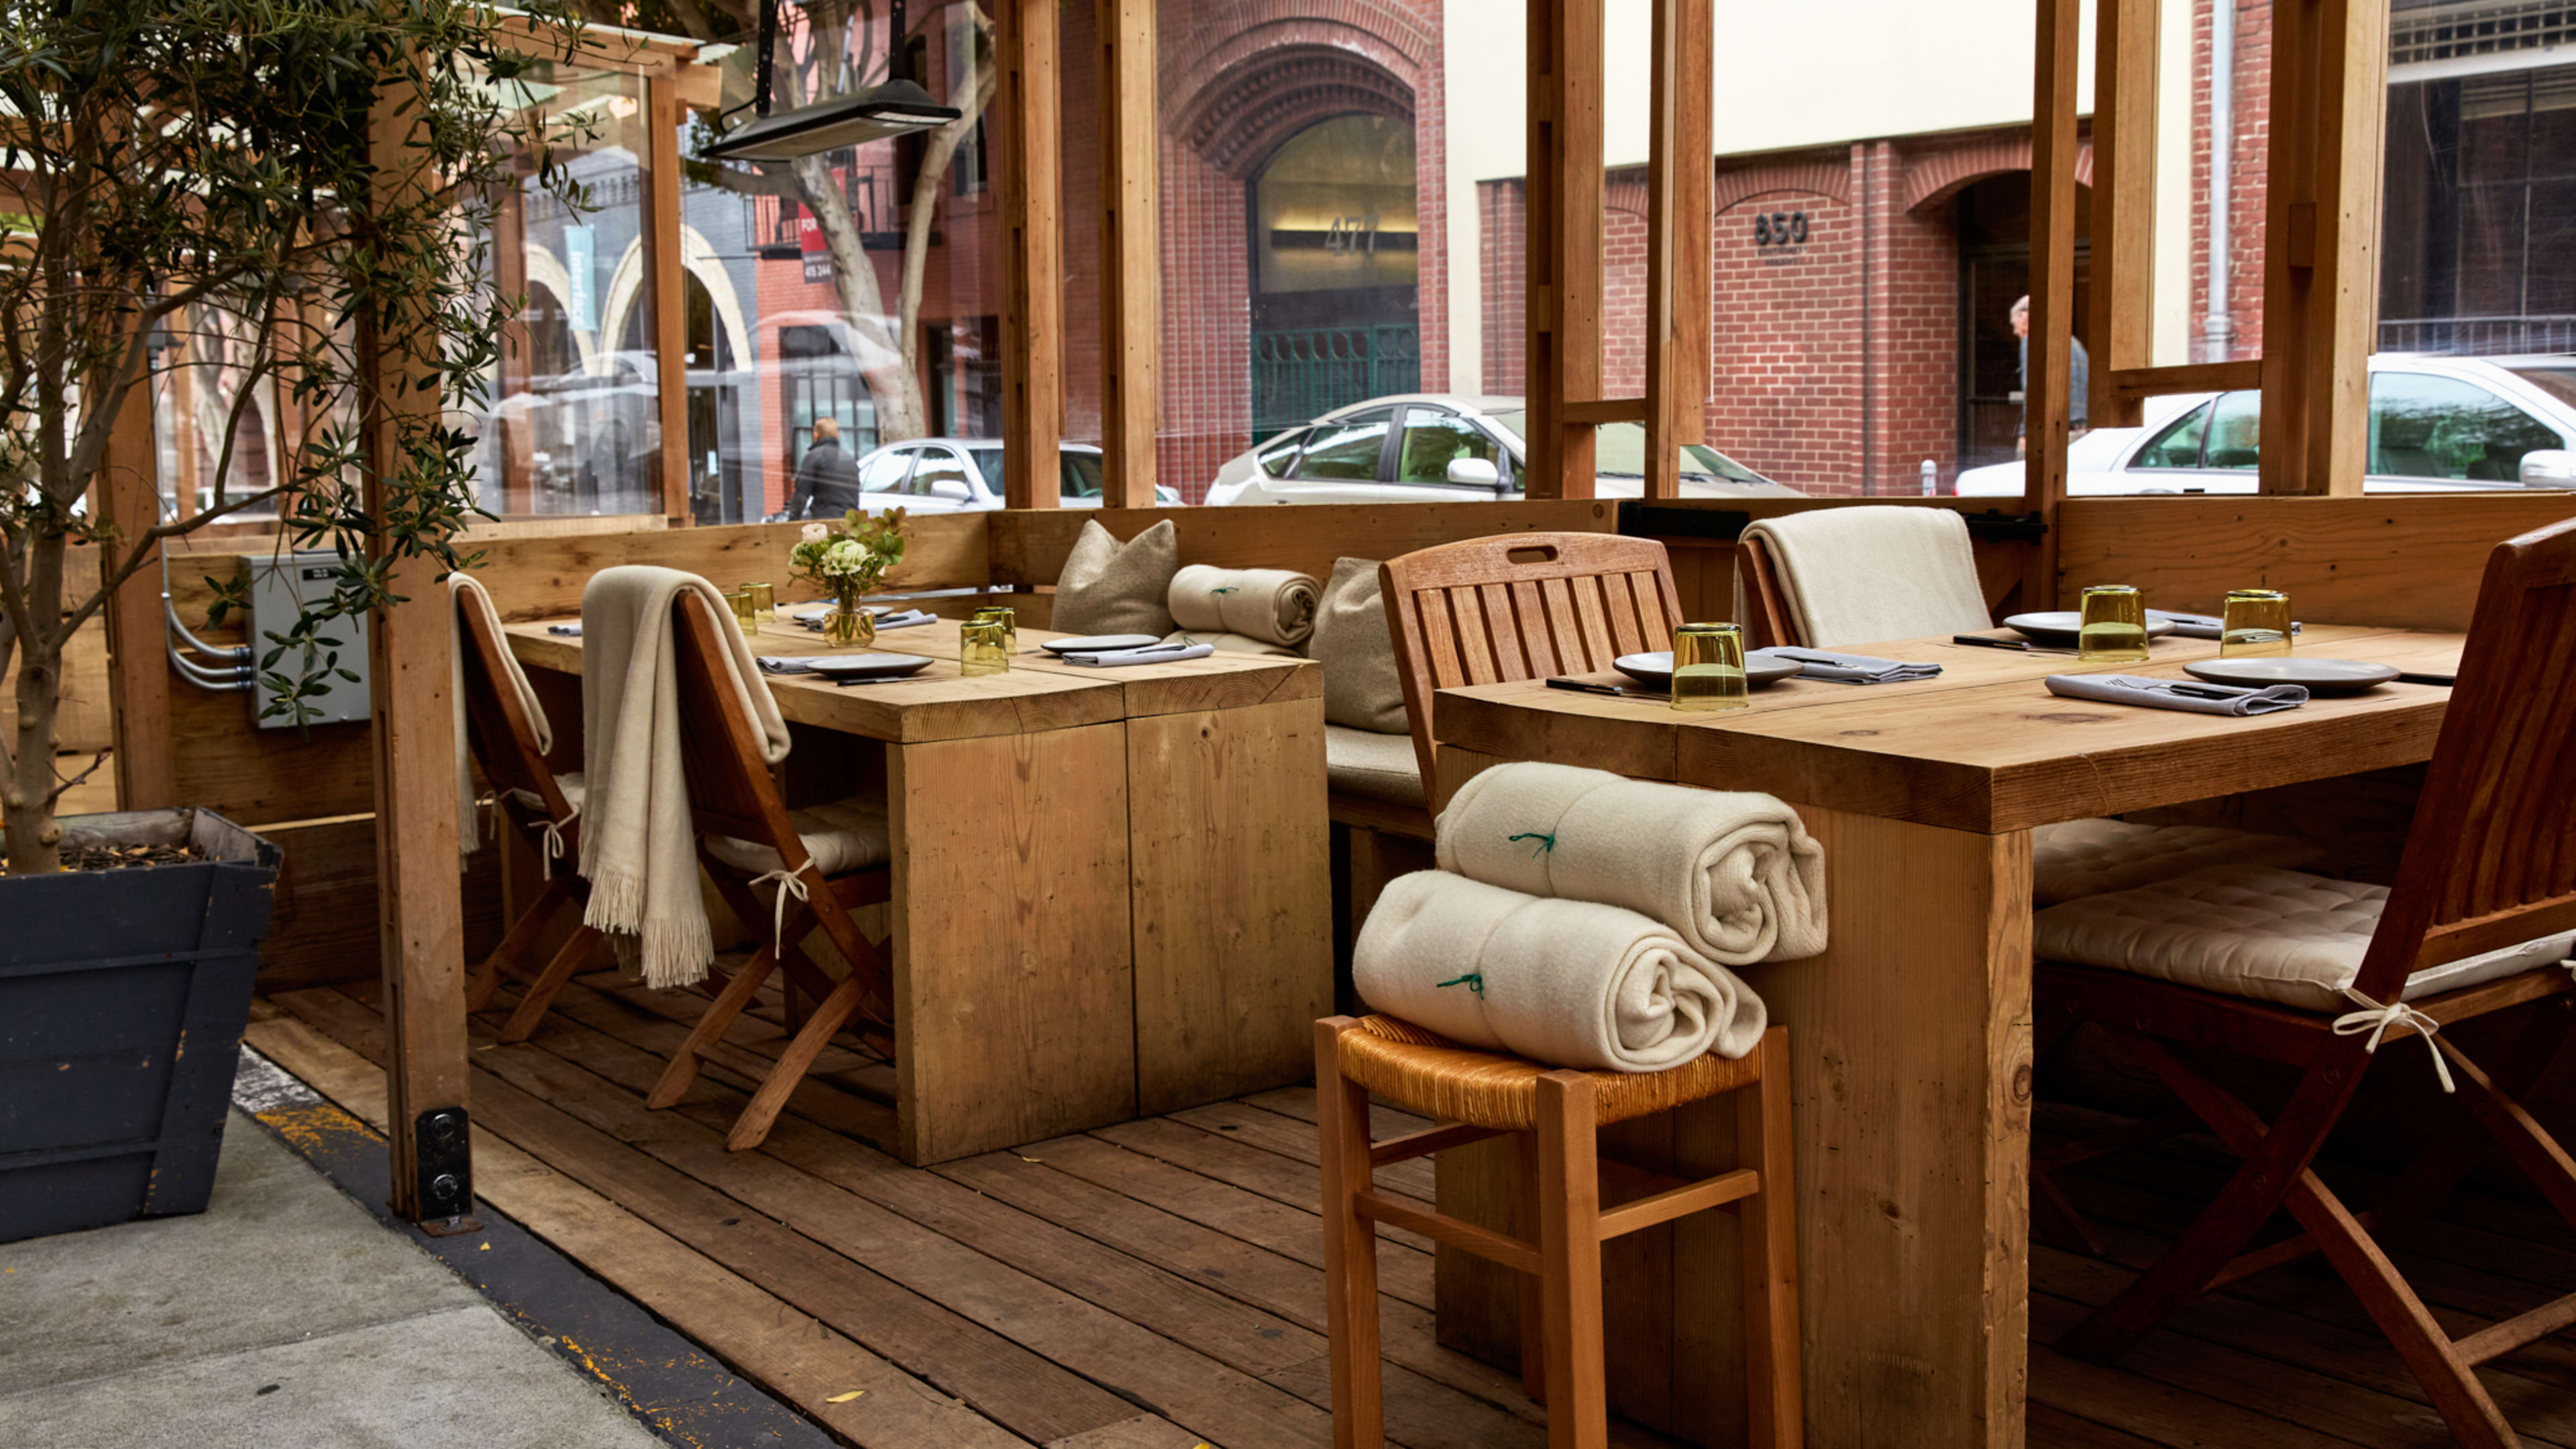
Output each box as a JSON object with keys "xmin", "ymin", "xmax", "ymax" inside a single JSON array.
[{"xmin": 409, "ymin": 1106, "xmax": 482, "ymax": 1235}]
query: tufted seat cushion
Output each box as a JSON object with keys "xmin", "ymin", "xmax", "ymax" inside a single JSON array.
[
  {"xmin": 2035, "ymin": 865, "xmax": 2576, "ymax": 1012},
  {"xmin": 702, "ymin": 798, "xmax": 892, "ymax": 879},
  {"xmin": 1325, "ymin": 725, "xmax": 1426, "ymax": 808},
  {"xmin": 2032, "ymin": 818, "xmax": 2324, "ymax": 906}
]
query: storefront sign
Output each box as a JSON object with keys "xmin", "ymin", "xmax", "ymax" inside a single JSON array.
[
  {"xmin": 1752, "ymin": 210, "xmax": 1811, "ymax": 264},
  {"xmin": 799, "ymin": 213, "xmax": 833, "ymax": 284}
]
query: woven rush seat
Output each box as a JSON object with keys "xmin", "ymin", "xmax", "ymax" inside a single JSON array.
[{"xmin": 1340, "ymin": 1014, "xmax": 1762, "ymax": 1128}]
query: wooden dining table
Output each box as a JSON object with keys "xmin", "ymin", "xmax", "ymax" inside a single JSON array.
[
  {"xmin": 506, "ymin": 609, "xmax": 1329, "ymax": 1165},
  {"xmin": 1425, "ymin": 623, "xmax": 2469, "ymax": 1449}
]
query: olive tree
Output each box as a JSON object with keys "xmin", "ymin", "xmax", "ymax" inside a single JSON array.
[{"xmin": 0, "ymin": 0, "xmax": 585, "ymax": 873}]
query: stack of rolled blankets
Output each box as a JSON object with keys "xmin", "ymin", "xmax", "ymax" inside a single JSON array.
[{"xmin": 1356, "ymin": 763, "xmax": 1828, "ymax": 1072}]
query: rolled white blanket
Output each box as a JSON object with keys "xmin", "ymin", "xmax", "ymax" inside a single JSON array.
[
  {"xmin": 1438, "ymin": 761, "xmax": 1827, "ymax": 965},
  {"xmin": 1356, "ymin": 871, "xmax": 1766, "ymax": 1070},
  {"xmin": 1167, "ymin": 565, "xmax": 1320, "ymax": 647}
]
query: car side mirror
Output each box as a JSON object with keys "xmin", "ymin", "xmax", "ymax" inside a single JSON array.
[
  {"xmin": 929, "ymin": 478, "xmax": 971, "ymax": 502},
  {"xmin": 1446, "ymin": 457, "xmax": 1501, "ymax": 489},
  {"xmin": 2521, "ymin": 449, "xmax": 2576, "ymax": 488}
]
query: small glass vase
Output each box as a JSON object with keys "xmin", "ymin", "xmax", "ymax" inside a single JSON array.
[{"xmin": 826, "ymin": 588, "xmax": 875, "ymax": 649}]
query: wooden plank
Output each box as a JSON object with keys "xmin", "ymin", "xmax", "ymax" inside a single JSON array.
[
  {"xmin": 99, "ymin": 344, "xmax": 171, "ymax": 809},
  {"xmin": 261, "ymin": 813, "xmax": 503, "ymax": 991},
  {"xmin": 1127, "ymin": 697, "xmax": 1332, "ymax": 1116},
  {"xmin": 984, "ymin": 498, "xmax": 1618, "ymax": 593},
  {"xmin": 642, "ymin": 71, "xmax": 690, "ymax": 523},
  {"xmin": 996, "ymin": 0, "xmax": 1063, "ymax": 511},
  {"xmin": 272, "ymin": 985, "xmax": 1135, "ymax": 1443},
  {"xmin": 2257, "ymin": 0, "xmax": 2389, "ymax": 497},
  {"xmin": 2025, "ymin": 0, "xmax": 2081, "ymax": 612},
  {"xmin": 1095, "ymin": 0, "xmax": 1159, "ymax": 509},
  {"xmin": 241, "ymin": 1011, "xmax": 1033, "ymax": 1449},
  {"xmin": 889, "ymin": 723, "xmax": 1135, "ymax": 1163},
  {"xmin": 1642, "ymin": 0, "xmax": 1712, "ymax": 498},
  {"xmin": 2056, "ymin": 494, "xmax": 2576, "ymax": 631},
  {"xmin": 2099, "ymin": 360, "xmax": 2263, "ymax": 405},
  {"xmin": 1524, "ymin": 0, "xmax": 1603, "ymax": 500},
  {"xmin": 2085, "ymin": 0, "xmax": 2160, "ymax": 431},
  {"xmin": 167, "ymin": 686, "xmax": 376, "ymax": 825}
]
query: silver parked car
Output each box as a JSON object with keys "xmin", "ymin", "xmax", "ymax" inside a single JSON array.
[
  {"xmin": 844, "ymin": 439, "xmax": 1185, "ymax": 514},
  {"xmin": 1203, "ymin": 394, "xmax": 1806, "ymax": 504}
]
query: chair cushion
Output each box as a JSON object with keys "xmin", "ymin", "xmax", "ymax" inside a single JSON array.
[
  {"xmin": 1312, "ymin": 557, "xmax": 1409, "ymax": 733},
  {"xmin": 703, "ymin": 798, "xmax": 892, "ymax": 879},
  {"xmin": 2033, "ymin": 818, "xmax": 2324, "ymax": 906},
  {"xmin": 1053, "ymin": 519, "xmax": 1178, "ymax": 638},
  {"xmin": 2035, "ymin": 865, "xmax": 2576, "ymax": 1012},
  {"xmin": 508, "ymin": 772, "xmax": 585, "ymax": 816},
  {"xmin": 1326, "ymin": 724, "xmax": 1425, "ymax": 808}
]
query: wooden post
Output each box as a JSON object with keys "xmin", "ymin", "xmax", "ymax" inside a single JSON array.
[
  {"xmin": 492, "ymin": 186, "xmax": 535, "ymax": 515},
  {"xmin": 997, "ymin": 0, "xmax": 1064, "ymax": 510},
  {"xmin": 1525, "ymin": 0, "xmax": 1603, "ymax": 500},
  {"xmin": 1642, "ymin": 0, "xmax": 1712, "ymax": 499},
  {"xmin": 2026, "ymin": 0, "xmax": 2082, "ymax": 612},
  {"xmin": 2086, "ymin": 0, "xmax": 2159, "ymax": 431},
  {"xmin": 99, "ymin": 326, "xmax": 172, "ymax": 812},
  {"xmin": 1097, "ymin": 0, "xmax": 1160, "ymax": 508},
  {"xmin": 641, "ymin": 71, "xmax": 692, "ymax": 523},
  {"xmin": 366, "ymin": 79, "xmax": 472, "ymax": 1228},
  {"xmin": 2257, "ymin": 0, "xmax": 2387, "ymax": 496}
]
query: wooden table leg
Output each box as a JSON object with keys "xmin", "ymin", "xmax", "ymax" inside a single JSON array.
[{"xmin": 885, "ymin": 723, "xmax": 1137, "ymax": 1165}]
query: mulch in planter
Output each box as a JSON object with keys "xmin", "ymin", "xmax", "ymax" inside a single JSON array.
[{"xmin": 54, "ymin": 841, "xmax": 207, "ymax": 873}]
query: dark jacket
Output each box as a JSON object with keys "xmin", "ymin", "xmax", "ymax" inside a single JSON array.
[{"xmin": 789, "ymin": 439, "xmax": 862, "ymax": 519}]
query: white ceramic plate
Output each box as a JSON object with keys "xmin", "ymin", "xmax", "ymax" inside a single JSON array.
[
  {"xmin": 806, "ymin": 653, "xmax": 934, "ymax": 681},
  {"xmin": 2182, "ymin": 657, "xmax": 2398, "ymax": 694},
  {"xmin": 2004, "ymin": 610, "xmax": 2179, "ymax": 646},
  {"xmin": 1611, "ymin": 651, "xmax": 1805, "ymax": 688},
  {"xmin": 1040, "ymin": 634, "xmax": 1162, "ymax": 655}
]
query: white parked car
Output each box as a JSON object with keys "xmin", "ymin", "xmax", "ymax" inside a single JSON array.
[
  {"xmin": 1203, "ymin": 394, "xmax": 1807, "ymax": 505},
  {"xmin": 1953, "ymin": 354, "xmax": 2576, "ymax": 496},
  {"xmin": 842, "ymin": 439, "xmax": 1183, "ymax": 513}
]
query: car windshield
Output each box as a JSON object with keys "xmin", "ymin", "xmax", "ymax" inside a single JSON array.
[
  {"xmin": 1485, "ymin": 409, "xmax": 1768, "ymax": 484},
  {"xmin": 2509, "ymin": 366, "xmax": 2576, "ymax": 410}
]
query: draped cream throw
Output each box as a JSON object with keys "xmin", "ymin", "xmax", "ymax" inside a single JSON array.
[
  {"xmin": 1733, "ymin": 505, "xmax": 1992, "ymax": 648},
  {"xmin": 1355, "ymin": 871, "xmax": 1767, "ymax": 1070},
  {"xmin": 577, "ymin": 566, "xmax": 790, "ymax": 988},
  {"xmin": 1437, "ymin": 761, "xmax": 1828, "ymax": 965},
  {"xmin": 1167, "ymin": 564, "xmax": 1321, "ymax": 647},
  {"xmin": 447, "ymin": 574, "xmax": 553, "ymax": 861}
]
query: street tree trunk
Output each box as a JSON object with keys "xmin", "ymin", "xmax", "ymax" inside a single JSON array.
[
  {"xmin": 2, "ymin": 533, "xmax": 67, "ymax": 875},
  {"xmin": 796, "ymin": 155, "xmax": 930, "ymax": 443}
]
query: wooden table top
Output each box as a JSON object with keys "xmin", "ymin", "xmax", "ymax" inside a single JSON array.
[
  {"xmin": 1434, "ymin": 625, "xmax": 2469, "ymax": 834},
  {"xmin": 506, "ymin": 611, "xmax": 1317, "ymax": 745}
]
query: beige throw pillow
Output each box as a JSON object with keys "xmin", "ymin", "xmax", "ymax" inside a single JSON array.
[
  {"xmin": 1053, "ymin": 519, "xmax": 1178, "ymax": 637},
  {"xmin": 1311, "ymin": 557, "xmax": 1409, "ymax": 734}
]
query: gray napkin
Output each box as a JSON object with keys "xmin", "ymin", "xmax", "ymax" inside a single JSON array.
[
  {"xmin": 1061, "ymin": 641, "xmax": 1215, "ymax": 668},
  {"xmin": 2150, "ymin": 610, "xmax": 2303, "ymax": 641},
  {"xmin": 756, "ymin": 656, "xmax": 838, "ymax": 675},
  {"xmin": 1760, "ymin": 646, "xmax": 1942, "ymax": 684},
  {"xmin": 2045, "ymin": 672, "xmax": 2308, "ymax": 716}
]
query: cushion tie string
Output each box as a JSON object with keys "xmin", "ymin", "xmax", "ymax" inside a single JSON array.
[
  {"xmin": 537, "ymin": 804, "xmax": 579, "ymax": 881},
  {"xmin": 2332, "ymin": 989, "xmax": 2454, "ymax": 1094},
  {"xmin": 1507, "ymin": 830, "xmax": 1556, "ymax": 858},
  {"xmin": 748, "ymin": 863, "xmax": 816, "ymax": 959},
  {"xmin": 1436, "ymin": 971, "xmax": 1486, "ymax": 999}
]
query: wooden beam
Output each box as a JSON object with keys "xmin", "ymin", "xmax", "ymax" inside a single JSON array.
[
  {"xmin": 1560, "ymin": 396, "xmax": 1646, "ymax": 425},
  {"xmin": 1643, "ymin": 0, "xmax": 1712, "ymax": 499},
  {"xmin": 366, "ymin": 75, "xmax": 471, "ymax": 1226},
  {"xmin": 1525, "ymin": 0, "xmax": 1603, "ymax": 500},
  {"xmin": 996, "ymin": 0, "xmax": 1064, "ymax": 510},
  {"xmin": 492, "ymin": 187, "xmax": 535, "ymax": 516},
  {"xmin": 2257, "ymin": 0, "xmax": 2388, "ymax": 496},
  {"xmin": 641, "ymin": 72, "xmax": 692, "ymax": 523},
  {"xmin": 2026, "ymin": 0, "xmax": 2082, "ymax": 610},
  {"xmin": 99, "ymin": 320, "xmax": 172, "ymax": 811},
  {"xmin": 2086, "ymin": 0, "xmax": 2161, "ymax": 430},
  {"xmin": 2102, "ymin": 359, "xmax": 2263, "ymax": 403},
  {"xmin": 1097, "ymin": 0, "xmax": 1160, "ymax": 508}
]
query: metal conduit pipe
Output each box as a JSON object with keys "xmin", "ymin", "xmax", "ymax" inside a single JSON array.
[
  {"xmin": 2204, "ymin": 0, "xmax": 2237, "ymax": 362},
  {"xmin": 163, "ymin": 589, "xmax": 250, "ymax": 666},
  {"xmin": 166, "ymin": 641, "xmax": 254, "ymax": 691}
]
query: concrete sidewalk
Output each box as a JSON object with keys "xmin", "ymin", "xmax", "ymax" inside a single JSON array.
[{"xmin": 0, "ymin": 1110, "xmax": 667, "ymax": 1449}]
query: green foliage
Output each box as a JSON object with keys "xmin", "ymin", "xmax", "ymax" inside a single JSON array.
[{"xmin": 789, "ymin": 508, "xmax": 909, "ymax": 598}]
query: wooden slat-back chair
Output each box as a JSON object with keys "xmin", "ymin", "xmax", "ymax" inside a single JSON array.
[
  {"xmin": 455, "ymin": 590, "xmax": 606, "ymax": 1044},
  {"xmin": 642, "ymin": 590, "xmax": 896, "ymax": 1152},
  {"xmin": 2042, "ymin": 517, "xmax": 2576, "ymax": 1448},
  {"xmin": 1379, "ymin": 533, "xmax": 1685, "ymax": 803},
  {"xmin": 1733, "ymin": 532, "xmax": 1797, "ymax": 650}
]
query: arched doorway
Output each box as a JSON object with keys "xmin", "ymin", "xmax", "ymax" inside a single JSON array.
[
  {"xmin": 1248, "ymin": 115, "xmax": 1419, "ymax": 437},
  {"xmin": 1953, "ymin": 172, "xmax": 2092, "ymax": 468},
  {"xmin": 621, "ymin": 270, "xmax": 755, "ymax": 523}
]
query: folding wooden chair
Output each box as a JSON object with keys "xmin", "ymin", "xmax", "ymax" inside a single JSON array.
[
  {"xmin": 2039, "ymin": 517, "xmax": 2576, "ymax": 1448},
  {"xmin": 453, "ymin": 586, "xmax": 606, "ymax": 1044},
  {"xmin": 643, "ymin": 588, "xmax": 897, "ymax": 1152},
  {"xmin": 1733, "ymin": 531, "xmax": 1796, "ymax": 651},
  {"xmin": 1379, "ymin": 533, "xmax": 1684, "ymax": 804}
]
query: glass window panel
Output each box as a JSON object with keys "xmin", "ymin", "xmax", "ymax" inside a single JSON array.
[
  {"xmin": 2368, "ymin": 371, "xmax": 2561, "ymax": 481},
  {"xmin": 1394, "ymin": 409, "xmax": 1500, "ymax": 484},
  {"xmin": 2132, "ymin": 402, "xmax": 2214, "ymax": 469},
  {"xmin": 1059, "ymin": 451, "xmax": 1105, "ymax": 500},
  {"xmin": 1290, "ymin": 409, "xmax": 1394, "ymax": 480},
  {"xmin": 859, "ymin": 445, "xmax": 916, "ymax": 494},
  {"xmin": 2204, "ymin": 390, "xmax": 2262, "ymax": 469},
  {"xmin": 908, "ymin": 447, "xmax": 975, "ymax": 501}
]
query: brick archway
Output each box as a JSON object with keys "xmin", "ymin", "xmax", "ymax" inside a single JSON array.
[
  {"xmin": 1902, "ymin": 136, "xmax": 2094, "ymax": 213},
  {"xmin": 1713, "ymin": 160, "xmax": 1851, "ymax": 215},
  {"xmin": 1171, "ymin": 44, "xmax": 1417, "ymax": 179}
]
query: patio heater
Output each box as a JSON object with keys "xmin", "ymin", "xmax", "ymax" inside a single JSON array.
[{"xmin": 700, "ymin": 0, "xmax": 961, "ymax": 164}]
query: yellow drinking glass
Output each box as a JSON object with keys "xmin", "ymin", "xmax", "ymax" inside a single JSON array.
[
  {"xmin": 2220, "ymin": 588, "xmax": 2292, "ymax": 657},
  {"xmin": 726, "ymin": 588, "xmax": 759, "ymax": 637},
  {"xmin": 971, "ymin": 604, "xmax": 1018, "ymax": 654},
  {"xmin": 741, "ymin": 582, "xmax": 776, "ymax": 629},
  {"xmin": 961, "ymin": 619, "xmax": 1011, "ymax": 677},
  {"xmin": 1670, "ymin": 623, "xmax": 1750, "ymax": 712},
  {"xmin": 2078, "ymin": 585, "xmax": 2150, "ymax": 663}
]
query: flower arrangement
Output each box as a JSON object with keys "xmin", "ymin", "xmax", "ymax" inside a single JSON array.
[{"xmin": 792, "ymin": 508, "xmax": 908, "ymax": 646}]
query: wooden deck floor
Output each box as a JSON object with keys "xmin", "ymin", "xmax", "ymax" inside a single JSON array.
[{"xmin": 243, "ymin": 973, "xmax": 2576, "ymax": 1449}]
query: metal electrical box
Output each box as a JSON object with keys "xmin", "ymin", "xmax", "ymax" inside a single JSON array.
[{"xmin": 244, "ymin": 552, "xmax": 372, "ymax": 729}]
